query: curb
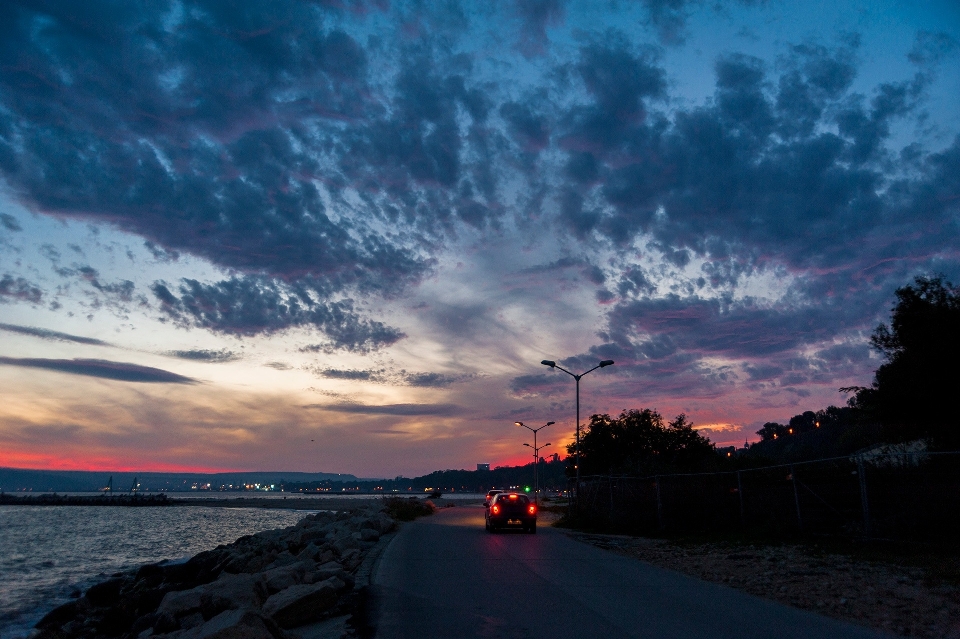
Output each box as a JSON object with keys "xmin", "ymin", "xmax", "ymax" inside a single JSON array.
[{"xmin": 354, "ymin": 528, "xmax": 399, "ymax": 591}]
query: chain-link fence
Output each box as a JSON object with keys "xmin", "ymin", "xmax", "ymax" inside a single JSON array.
[{"xmin": 570, "ymin": 451, "xmax": 960, "ymax": 541}]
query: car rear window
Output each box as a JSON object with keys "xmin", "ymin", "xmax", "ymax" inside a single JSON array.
[{"xmin": 494, "ymin": 494, "xmax": 529, "ymax": 505}]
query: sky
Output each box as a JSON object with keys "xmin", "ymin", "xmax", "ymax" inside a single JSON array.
[{"xmin": 0, "ymin": 0, "xmax": 958, "ymax": 478}]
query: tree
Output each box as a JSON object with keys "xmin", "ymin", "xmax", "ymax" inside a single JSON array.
[
  {"xmin": 756, "ymin": 422, "xmax": 788, "ymax": 442},
  {"xmin": 854, "ymin": 275, "xmax": 960, "ymax": 449},
  {"xmin": 570, "ymin": 409, "xmax": 718, "ymax": 476}
]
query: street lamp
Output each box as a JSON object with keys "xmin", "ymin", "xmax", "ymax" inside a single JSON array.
[
  {"xmin": 516, "ymin": 421, "xmax": 554, "ymax": 504},
  {"xmin": 540, "ymin": 359, "xmax": 614, "ymax": 496}
]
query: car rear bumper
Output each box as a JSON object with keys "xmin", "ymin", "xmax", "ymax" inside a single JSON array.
[{"xmin": 487, "ymin": 515, "xmax": 536, "ymax": 527}]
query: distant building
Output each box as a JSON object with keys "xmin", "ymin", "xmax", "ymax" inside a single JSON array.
[{"xmin": 477, "ymin": 463, "xmax": 490, "ymax": 471}]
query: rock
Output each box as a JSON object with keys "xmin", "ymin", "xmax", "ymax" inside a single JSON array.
[
  {"xmin": 332, "ymin": 536, "xmax": 358, "ymax": 554},
  {"xmin": 200, "ymin": 573, "xmax": 266, "ymax": 619},
  {"xmin": 36, "ymin": 601, "xmax": 80, "ymax": 630},
  {"xmin": 262, "ymin": 563, "xmax": 306, "ymax": 594},
  {"xmin": 158, "ymin": 587, "xmax": 205, "ymax": 619},
  {"xmin": 86, "ymin": 577, "xmax": 128, "ymax": 607},
  {"xmin": 157, "ymin": 573, "xmax": 264, "ymax": 624},
  {"xmin": 262, "ymin": 577, "xmax": 345, "ymax": 628},
  {"xmin": 359, "ymin": 528, "xmax": 379, "ymax": 542},
  {"xmin": 179, "ymin": 609, "xmax": 285, "ymax": 639},
  {"xmin": 309, "ymin": 562, "xmax": 343, "ymax": 583},
  {"xmin": 137, "ymin": 564, "xmax": 166, "ymax": 588}
]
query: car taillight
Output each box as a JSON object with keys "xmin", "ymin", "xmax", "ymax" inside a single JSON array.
[
  {"xmin": 528, "ymin": 505, "xmax": 536, "ymax": 514},
  {"xmin": 491, "ymin": 505, "xmax": 500, "ymax": 514}
]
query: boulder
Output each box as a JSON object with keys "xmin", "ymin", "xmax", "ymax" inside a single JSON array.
[
  {"xmin": 262, "ymin": 563, "xmax": 306, "ymax": 594},
  {"xmin": 308, "ymin": 562, "xmax": 343, "ymax": 583},
  {"xmin": 332, "ymin": 536, "xmax": 358, "ymax": 554},
  {"xmin": 157, "ymin": 573, "xmax": 264, "ymax": 623},
  {"xmin": 359, "ymin": 528, "xmax": 379, "ymax": 542},
  {"xmin": 158, "ymin": 587, "xmax": 205, "ymax": 619},
  {"xmin": 86, "ymin": 577, "xmax": 128, "ymax": 607},
  {"xmin": 178, "ymin": 609, "xmax": 285, "ymax": 639},
  {"xmin": 262, "ymin": 577, "xmax": 345, "ymax": 629}
]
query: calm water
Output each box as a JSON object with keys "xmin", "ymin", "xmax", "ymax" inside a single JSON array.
[{"xmin": 0, "ymin": 506, "xmax": 314, "ymax": 639}]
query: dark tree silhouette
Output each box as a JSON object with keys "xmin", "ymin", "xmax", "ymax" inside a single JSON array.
[
  {"xmin": 756, "ymin": 422, "xmax": 788, "ymax": 442},
  {"xmin": 853, "ymin": 275, "xmax": 960, "ymax": 449},
  {"xmin": 571, "ymin": 409, "xmax": 717, "ymax": 476}
]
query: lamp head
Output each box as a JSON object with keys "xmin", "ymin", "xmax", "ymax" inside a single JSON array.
[
  {"xmin": 515, "ymin": 421, "xmax": 524, "ymax": 427},
  {"xmin": 599, "ymin": 360, "xmax": 615, "ymax": 367},
  {"xmin": 546, "ymin": 421, "xmax": 555, "ymax": 426},
  {"xmin": 541, "ymin": 360, "xmax": 556, "ymax": 368},
  {"xmin": 544, "ymin": 443, "xmax": 551, "ymax": 448},
  {"xmin": 523, "ymin": 443, "xmax": 532, "ymax": 448}
]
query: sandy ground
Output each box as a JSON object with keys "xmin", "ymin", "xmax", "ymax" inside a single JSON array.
[{"xmin": 560, "ymin": 530, "xmax": 960, "ymax": 638}]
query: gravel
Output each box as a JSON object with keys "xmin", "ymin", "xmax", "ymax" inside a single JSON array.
[{"xmin": 564, "ymin": 532, "xmax": 960, "ymax": 638}]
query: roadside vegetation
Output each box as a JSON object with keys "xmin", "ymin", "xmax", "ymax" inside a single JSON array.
[{"xmin": 381, "ymin": 496, "xmax": 437, "ymax": 521}]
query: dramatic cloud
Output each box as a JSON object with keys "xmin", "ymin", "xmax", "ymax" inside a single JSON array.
[
  {"xmin": 0, "ymin": 323, "xmax": 110, "ymax": 346},
  {"xmin": 0, "ymin": 357, "xmax": 194, "ymax": 383},
  {"xmin": 0, "ymin": 1, "xmax": 957, "ymax": 472},
  {"xmin": 312, "ymin": 403, "xmax": 462, "ymax": 416},
  {"xmin": 167, "ymin": 349, "xmax": 240, "ymax": 363},
  {"xmin": 0, "ymin": 275, "xmax": 43, "ymax": 304}
]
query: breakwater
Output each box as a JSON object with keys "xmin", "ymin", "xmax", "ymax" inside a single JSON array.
[
  {"xmin": 1, "ymin": 493, "xmax": 174, "ymax": 507},
  {"xmin": 29, "ymin": 500, "xmax": 416, "ymax": 639},
  {"xmin": 0, "ymin": 493, "xmax": 423, "ymax": 511}
]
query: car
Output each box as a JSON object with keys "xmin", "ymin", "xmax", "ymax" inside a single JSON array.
[
  {"xmin": 485, "ymin": 492, "xmax": 537, "ymax": 533},
  {"xmin": 484, "ymin": 489, "xmax": 503, "ymax": 508}
]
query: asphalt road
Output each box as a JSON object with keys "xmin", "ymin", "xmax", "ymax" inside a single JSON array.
[{"xmin": 369, "ymin": 504, "xmax": 894, "ymax": 639}]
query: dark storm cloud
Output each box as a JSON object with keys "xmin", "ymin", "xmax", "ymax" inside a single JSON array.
[
  {"xmin": 0, "ymin": 275, "xmax": 43, "ymax": 304},
  {"xmin": 0, "ymin": 357, "xmax": 194, "ymax": 383},
  {"xmin": 167, "ymin": 349, "xmax": 240, "ymax": 363},
  {"xmin": 0, "ymin": 322, "xmax": 110, "ymax": 345},
  {"xmin": 309, "ymin": 402, "xmax": 461, "ymax": 416}
]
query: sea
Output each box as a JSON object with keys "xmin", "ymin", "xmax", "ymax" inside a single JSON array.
[{"xmin": 0, "ymin": 503, "xmax": 320, "ymax": 638}]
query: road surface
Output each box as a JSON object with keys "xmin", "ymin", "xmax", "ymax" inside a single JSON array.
[{"xmin": 368, "ymin": 504, "xmax": 893, "ymax": 639}]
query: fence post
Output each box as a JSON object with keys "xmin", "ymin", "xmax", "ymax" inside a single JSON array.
[
  {"xmin": 737, "ymin": 470, "xmax": 744, "ymax": 525},
  {"xmin": 790, "ymin": 466, "xmax": 802, "ymax": 531},
  {"xmin": 655, "ymin": 475, "xmax": 663, "ymax": 530},
  {"xmin": 608, "ymin": 476, "xmax": 614, "ymax": 524},
  {"xmin": 857, "ymin": 459, "xmax": 872, "ymax": 536}
]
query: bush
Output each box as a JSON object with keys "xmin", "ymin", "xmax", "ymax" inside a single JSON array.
[{"xmin": 382, "ymin": 496, "xmax": 437, "ymax": 521}]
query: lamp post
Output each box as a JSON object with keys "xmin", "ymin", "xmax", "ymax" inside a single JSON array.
[
  {"xmin": 540, "ymin": 359, "xmax": 614, "ymax": 498},
  {"xmin": 516, "ymin": 421, "xmax": 554, "ymax": 505}
]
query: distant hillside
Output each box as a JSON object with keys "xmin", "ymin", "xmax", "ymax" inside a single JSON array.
[
  {"xmin": 0, "ymin": 468, "xmax": 358, "ymax": 492},
  {"xmin": 284, "ymin": 459, "xmax": 570, "ymax": 494}
]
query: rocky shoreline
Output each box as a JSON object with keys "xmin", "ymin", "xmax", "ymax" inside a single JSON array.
[{"xmin": 32, "ymin": 501, "xmax": 416, "ymax": 639}]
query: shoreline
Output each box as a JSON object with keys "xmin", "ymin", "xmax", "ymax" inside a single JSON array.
[{"xmin": 29, "ymin": 497, "xmax": 422, "ymax": 638}]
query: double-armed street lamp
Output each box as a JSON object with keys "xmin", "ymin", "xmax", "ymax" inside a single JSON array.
[
  {"xmin": 516, "ymin": 421, "xmax": 554, "ymax": 504},
  {"xmin": 540, "ymin": 359, "xmax": 614, "ymax": 496}
]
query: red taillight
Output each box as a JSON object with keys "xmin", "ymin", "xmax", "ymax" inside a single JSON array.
[
  {"xmin": 491, "ymin": 505, "xmax": 500, "ymax": 515},
  {"xmin": 528, "ymin": 505, "xmax": 536, "ymax": 514}
]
